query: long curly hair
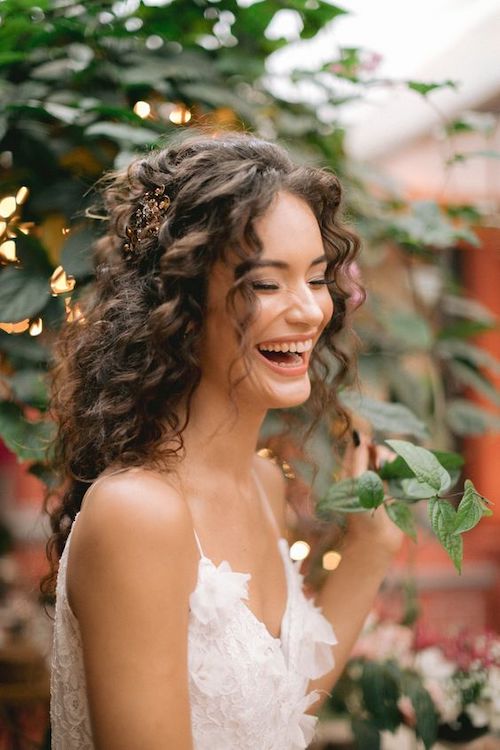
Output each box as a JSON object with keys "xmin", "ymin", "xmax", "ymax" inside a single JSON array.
[{"xmin": 40, "ymin": 130, "xmax": 362, "ymax": 602}]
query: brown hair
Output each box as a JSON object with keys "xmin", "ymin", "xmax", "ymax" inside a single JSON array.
[{"xmin": 40, "ymin": 130, "xmax": 362, "ymax": 601}]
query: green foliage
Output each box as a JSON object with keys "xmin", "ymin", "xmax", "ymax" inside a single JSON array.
[
  {"xmin": 400, "ymin": 671, "xmax": 438, "ymax": 749},
  {"xmin": 325, "ymin": 657, "xmax": 438, "ymax": 750},
  {"xmin": 428, "ymin": 498, "xmax": 463, "ymax": 573},
  {"xmin": 385, "ymin": 501, "xmax": 417, "ymax": 542},
  {"xmin": 0, "ymin": 401, "xmax": 54, "ymax": 462},
  {"xmin": 453, "ymin": 480, "xmax": 492, "ymax": 534},
  {"xmin": 385, "ymin": 440, "xmax": 451, "ymax": 494},
  {"xmin": 358, "ymin": 470, "xmax": 385, "ymax": 509},
  {"xmin": 317, "ymin": 440, "xmax": 492, "ymax": 573}
]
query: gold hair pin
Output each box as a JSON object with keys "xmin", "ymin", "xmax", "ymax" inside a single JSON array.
[{"xmin": 123, "ymin": 185, "xmax": 170, "ymax": 254}]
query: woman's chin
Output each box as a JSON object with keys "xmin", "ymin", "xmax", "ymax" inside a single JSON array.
[{"xmin": 263, "ymin": 380, "xmax": 312, "ymax": 409}]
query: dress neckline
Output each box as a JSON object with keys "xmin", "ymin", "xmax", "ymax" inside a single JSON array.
[{"xmin": 197, "ymin": 536, "xmax": 291, "ymax": 645}]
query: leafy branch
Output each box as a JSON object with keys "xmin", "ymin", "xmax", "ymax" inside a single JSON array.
[{"xmin": 315, "ymin": 440, "xmax": 492, "ymax": 573}]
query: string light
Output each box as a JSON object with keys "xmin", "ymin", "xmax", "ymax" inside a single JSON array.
[
  {"xmin": 65, "ymin": 298, "xmax": 84, "ymax": 323},
  {"xmin": 0, "ymin": 186, "xmax": 31, "ymax": 264},
  {"xmin": 133, "ymin": 100, "xmax": 151, "ymax": 119},
  {"xmin": 322, "ymin": 550, "xmax": 342, "ymax": 571},
  {"xmin": 289, "ymin": 540, "xmax": 310, "ymax": 561},
  {"xmin": 29, "ymin": 318, "xmax": 43, "ymax": 336},
  {"xmin": 15, "ymin": 187, "xmax": 29, "ymax": 205},
  {"xmin": 169, "ymin": 104, "xmax": 192, "ymax": 125},
  {"xmin": 0, "ymin": 240, "xmax": 16, "ymax": 263},
  {"xmin": 0, "ymin": 196, "xmax": 17, "ymax": 219},
  {"xmin": 50, "ymin": 265, "xmax": 76, "ymax": 296},
  {"xmin": 0, "ymin": 319, "xmax": 30, "ymax": 334}
]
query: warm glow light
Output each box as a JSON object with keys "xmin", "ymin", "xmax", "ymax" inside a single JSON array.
[
  {"xmin": 133, "ymin": 100, "xmax": 151, "ymax": 119},
  {"xmin": 62, "ymin": 227, "xmax": 71, "ymax": 236},
  {"xmin": 50, "ymin": 265, "xmax": 76, "ymax": 295},
  {"xmin": 65, "ymin": 299, "xmax": 85, "ymax": 323},
  {"xmin": 16, "ymin": 186, "xmax": 29, "ymax": 205},
  {"xmin": 289, "ymin": 540, "xmax": 310, "ymax": 561},
  {"xmin": 29, "ymin": 318, "xmax": 43, "ymax": 336},
  {"xmin": 322, "ymin": 550, "xmax": 342, "ymax": 571},
  {"xmin": 0, "ymin": 319, "xmax": 30, "ymax": 334},
  {"xmin": 0, "ymin": 220, "xmax": 6, "ymax": 237},
  {"xmin": 169, "ymin": 104, "xmax": 192, "ymax": 125},
  {"xmin": 0, "ymin": 196, "xmax": 17, "ymax": 219},
  {"xmin": 0, "ymin": 240, "xmax": 16, "ymax": 262}
]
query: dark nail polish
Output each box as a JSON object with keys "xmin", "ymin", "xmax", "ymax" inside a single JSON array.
[{"xmin": 352, "ymin": 429, "xmax": 361, "ymax": 447}]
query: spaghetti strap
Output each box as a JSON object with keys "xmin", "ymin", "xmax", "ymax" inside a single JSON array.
[
  {"xmin": 193, "ymin": 528, "xmax": 205, "ymax": 559},
  {"xmin": 252, "ymin": 467, "xmax": 282, "ymax": 539}
]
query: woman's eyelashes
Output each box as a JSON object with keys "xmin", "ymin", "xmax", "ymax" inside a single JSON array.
[{"xmin": 250, "ymin": 278, "xmax": 333, "ymax": 291}]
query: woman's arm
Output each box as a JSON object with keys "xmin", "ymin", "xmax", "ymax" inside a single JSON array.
[
  {"xmin": 258, "ymin": 439, "xmax": 402, "ymax": 716},
  {"xmin": 67, "ymin": 470, "xmax": 199, "ymax": 750},
  {"xmin": 304, "ymin": 432, "xmax": 403, "ymax": 714}
]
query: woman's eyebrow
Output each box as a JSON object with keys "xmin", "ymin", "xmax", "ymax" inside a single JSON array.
[{"xmin": 251, "ymin": 254, "xmax": 327, "ymax": 269}]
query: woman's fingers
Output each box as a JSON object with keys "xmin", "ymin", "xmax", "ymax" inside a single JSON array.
[{"xmin": 340, "ymin": 433, "xmax": 397, "ymax": 479}]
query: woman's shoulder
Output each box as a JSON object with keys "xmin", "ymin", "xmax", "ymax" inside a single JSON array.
[
  {"xmin": 66, "ymin": 467, "xmax": 199, "ymax": 619},
  {"xmin": 75, "ymin": 466, "xmax": 192, "ymax": 534}
]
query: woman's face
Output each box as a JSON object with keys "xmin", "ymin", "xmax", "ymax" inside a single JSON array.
[{"xmin": 200, "ymin": 191, "xmax": 334, "ymax": 411}]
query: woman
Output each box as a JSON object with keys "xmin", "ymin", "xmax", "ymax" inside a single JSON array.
[{"xmin": 44, "ymin": 132, "xmax": 402, "ymax": 749}]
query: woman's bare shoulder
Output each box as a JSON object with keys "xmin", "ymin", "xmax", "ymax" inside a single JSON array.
[{"xmin": 67, "ymin": 467, "xmax": 199, "ymax": 619}]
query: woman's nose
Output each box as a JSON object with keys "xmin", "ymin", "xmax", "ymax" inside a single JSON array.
[{"xmin": 284, "ymin": 285, "xmax": 326, "ymax": 327}]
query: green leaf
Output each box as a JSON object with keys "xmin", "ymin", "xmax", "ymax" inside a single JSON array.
[
  {"xmin": 357, "ymin": 470, "xmax": 384, "ymax": 509},
  {"xmin": 386, "ymin": 440, "xmax": 451, "ymax": 494},
  {"xmin": 441, "ymin": 294, "xmax": 497, "ymax": 325},
  {"xmin": 0, "ymin": 266, "xmax": 50, "ymax": 322},
  {"xmin": 60, "ymin": 225, "xmax": 96, "ymax": 279},
  {"xmin": 85, "ymin": 122, "xmax": 160, "ymax": 146},
  {"xmin": 0, "ymin": 331, "xmax": 49, "ymax": 365},
  {"xmin": 401, "ymin": 478, "xmax": 437, "ymax": 499},
  {"xmin": 379, "ymin": 456, "xmax": 415, "ymax": 481},
  {"xmin": 7, "ymin": 369, "xmax": 48, "ymax": 410},
  {"xmin": 0, "ymin": 401, "xmax": 54, "ymax": 462},
  {"xmin": 431, "ymin": 450, "xmax": 465, "ymax": 472},
  {"xmin": 428, "ymin": 498, "xmax": 463, "ymax": 573},
  {"xmin": 385, "ymin": 501, "xmax": 417, "ymax": 542},
  {"xmin": 361, "ymin": 661, "xmax": 401, "ymax": 731},
  {"xmin": 351, "ymin": 717, "xmax": 381, "ymax": 750},
  {"xmin": 382, "ymin": 310, "xmax": 433, "ymax": 350},
  {"xmin": 316, "ymin": 478, "xmax": 365, "ymax": 518},
  {"xmin": 453, "ymin": 479, "xmax": 493, "ymax": 535},
  {"xmin": 448, "ymin": 360, "xmax": 500, "ymax": 407},
  {"xmin": 401, "ymin": 672, "xmax": 438, "ymax": 750},
  {"xmin": 340, "ymin": 392, "xmax": 428, "ymax": 440},
  {"xmin": 436, "ymin": 339, "xmax": 500, "ymax": 376},
  {"xmin": 407, "ymin": 79, "xmax": 457, "ymax": 96},
  {"xmin": 447, "ymin": 399, "xmax": 500, "ymax": 435}
]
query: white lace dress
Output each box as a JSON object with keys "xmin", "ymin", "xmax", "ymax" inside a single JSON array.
[{"xmin": 50, "ymin": 473, "xmax": 337, "ymax": 750}]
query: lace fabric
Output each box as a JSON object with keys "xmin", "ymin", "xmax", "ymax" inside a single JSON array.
[{"xmin": 50, "ymin": 482, "xmax": 337, "ymax": 750}]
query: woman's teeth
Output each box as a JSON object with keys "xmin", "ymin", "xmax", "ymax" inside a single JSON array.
[
  {"xmin": 257, "ymin": 338, "xmax": 313, "ymax": 354},
  {"xmin": 256, "ymin": 338, "xmax": 313, "ymax": 369}
]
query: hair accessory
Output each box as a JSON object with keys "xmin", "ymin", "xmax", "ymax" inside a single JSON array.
[{"xmin": 123, "ymin": 185, "xmax": 170, "ymax": 254}]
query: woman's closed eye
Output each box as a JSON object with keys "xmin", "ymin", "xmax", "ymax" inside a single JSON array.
[{"xmin": 250, "ymin": 277, "xmax": 334, "ymax": 291}]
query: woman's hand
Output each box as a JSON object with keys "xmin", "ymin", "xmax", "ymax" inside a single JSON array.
[{"xmin": 339, "ymin": 429, "xmax": 404, "ymax": 557}]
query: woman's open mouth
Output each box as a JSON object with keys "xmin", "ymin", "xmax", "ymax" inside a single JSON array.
[{"xmin": 255, "ymin": 338, "xmax": 313, "ymax": 375}]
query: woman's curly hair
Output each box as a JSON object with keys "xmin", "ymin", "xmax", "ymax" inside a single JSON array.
[{"xmin": 40, "ymin": 130, "xmax": 363, "ymax": 601}]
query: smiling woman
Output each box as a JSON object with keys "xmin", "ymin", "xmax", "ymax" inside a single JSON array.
[{"xmin": 41, "ymin": 131, "xmax": 400, "ymax": 750}]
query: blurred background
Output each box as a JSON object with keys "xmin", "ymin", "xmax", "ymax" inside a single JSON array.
[{"xmin": 0, "ymin": 0, "xmax": 499, "ymax": 747}]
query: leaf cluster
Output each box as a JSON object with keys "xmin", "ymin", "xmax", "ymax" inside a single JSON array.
[
  {"xmin": 316, "ymin": 440, "xmax": 493, "ymax": 573},
  {"xmin": 324, "ymin": 658, "xmax": 438, "ymax": 750}
]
